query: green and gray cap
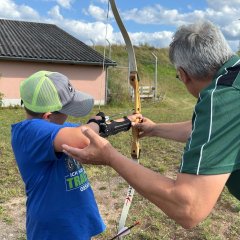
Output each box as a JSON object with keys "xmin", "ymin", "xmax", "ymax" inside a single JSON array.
[{"xmin": 20, "ymin": 71, "xmax": 94, "ymax": 117}]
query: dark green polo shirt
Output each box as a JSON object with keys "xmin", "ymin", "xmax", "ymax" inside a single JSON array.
[{"xmin": 179, "ymin": 55, "xmax": 240, "ymax": 200}]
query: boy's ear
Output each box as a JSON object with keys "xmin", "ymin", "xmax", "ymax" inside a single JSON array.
[{"xmin": 42, "ymin": 112, "xmax": 52, "ymax": 120}]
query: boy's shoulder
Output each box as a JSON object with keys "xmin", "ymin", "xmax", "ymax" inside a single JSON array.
[
  {"xmin": 12, "ymin": 120, "xmax": 79, "ymax": 134},
  {"xmin": 12, "ymin": 119, "xmax": 62, "ymax": 133}
]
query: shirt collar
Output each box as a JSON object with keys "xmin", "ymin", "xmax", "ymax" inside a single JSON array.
[{"xmin": 214, "ymin": 55, "xmax": 240, "ymax": 79}]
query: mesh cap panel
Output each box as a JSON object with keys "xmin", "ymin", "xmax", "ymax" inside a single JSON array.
[{"xmin": 20, "ymin": 71, "xmax": 62, "ymax": 113}]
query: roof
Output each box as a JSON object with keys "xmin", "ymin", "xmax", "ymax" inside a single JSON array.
[{"xmin": 0, "ymin": 19, "xmax": 116, "ymax": 67}]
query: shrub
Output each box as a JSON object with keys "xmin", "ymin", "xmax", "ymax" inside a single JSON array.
[{"xmin": 0, "ymin": 92, "xmax": 4, "ymax": 107}]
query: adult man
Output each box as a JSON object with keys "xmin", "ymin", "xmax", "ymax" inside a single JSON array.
[
  {"xmin": 62, "ymin": 20, "xmax": 240, "ymax": 229},
  {"xmin": 11, "ymin": 70, "xmax": 139, "ymax": 239}
]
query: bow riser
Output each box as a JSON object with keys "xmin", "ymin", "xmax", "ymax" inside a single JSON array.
[
  {"xmin": 130, "ymin": 72, "xmax": 141, "ymax": 159},
  {"xmin": 130, "ymin": 72, "xmax": 141, "ymax": 114}
]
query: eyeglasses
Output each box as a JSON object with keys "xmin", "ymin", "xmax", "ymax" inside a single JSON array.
[{"xmin": 176, "ymin": 74, "xmax": 181, "ymax": 81}]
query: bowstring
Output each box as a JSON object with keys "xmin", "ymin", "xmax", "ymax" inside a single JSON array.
[
  {"xmin": 98, "ymin": 0, "xmax": 110, "ymax": 112},
  {"xmin": 100, "ymin": 1, "xmax": 118, "ymax": 236}
]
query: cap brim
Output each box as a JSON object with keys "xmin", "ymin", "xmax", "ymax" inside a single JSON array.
[{"xmin": 59, "ymin": 90, "xmax": 94, "ymax": 117}]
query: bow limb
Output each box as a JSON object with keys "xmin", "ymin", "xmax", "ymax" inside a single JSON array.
[
  {"xmin": 109, "ymin": 0, "xmax": 141, "ymax": 237},
  {"xmin": 108, "ymin": 0, "xmax": 137, "ymax": 73}
]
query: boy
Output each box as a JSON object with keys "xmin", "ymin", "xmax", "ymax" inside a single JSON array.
[{"xmin": 11, "ymin": 71, "xmax": 138, "ymax": 239}]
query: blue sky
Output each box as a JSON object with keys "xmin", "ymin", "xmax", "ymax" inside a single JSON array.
[{"xmin": 1, "ymin": 0, "xmax": 240, "ymax": 51}]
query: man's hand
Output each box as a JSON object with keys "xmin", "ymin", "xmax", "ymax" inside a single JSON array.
[
  {"xmin": 133, "ymin": 117, "xmax": 156, "ymax": 138},
  {"xmin": 62, "ymin": 126, "xmax": 112, "ymax": 165},
  {"xmin": 126, "ymin": 113, "xmax": 142, "ymax": 123}
]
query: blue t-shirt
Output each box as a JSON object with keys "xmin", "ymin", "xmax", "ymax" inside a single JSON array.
[{"xmin": 11, "ymin": 119, "xmax": 105, "ymax": 240}]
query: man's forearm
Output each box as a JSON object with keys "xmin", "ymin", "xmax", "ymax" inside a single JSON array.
[
  {"xmin": 106, "ymin": 146, "xmax": 189, "ymax": 224},
  {"xmin": 153, "ymin": 121, "xmax": 192, "ymax": 142},
  {"xmin": 106, "ymin": 144, "xmax": 212, "ymax": 229},
  {"xmin": 61, "ymin": 126, "xmax": 225, "ymax": 229}
]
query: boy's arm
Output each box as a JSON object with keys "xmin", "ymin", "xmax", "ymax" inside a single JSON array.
[
  {"xmin": 87, "ymin": 112, "xmax": 142, "ymax": 138},
  {"xmin": 54, "ymin": 123, "xmax": 99, "ymax": 152},
  {"xmin": 54, "ymin": 113, "xmax": 141, "ymax": 152}
]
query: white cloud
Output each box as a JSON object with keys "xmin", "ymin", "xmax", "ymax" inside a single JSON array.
[
  {"xmin": 87, "ymin": 4, "xmax": 107, "ymax": 21},
  {"xmin": 56, "ymin": 0, "xmax": 73, "ymax": 9},
  {"xmin": 131, "ymin": 31, "xmax": 173, "ymax": 48},
  {"xmin": 206, "ymin": 0, "xmax": 240, "ymax": 11},
  {"xmin": 222, "ymin": 20, "xmax": 240, "ymax": 39},
  {"xmin": 122, "ymin": 5, "xmax": 179, "ymax": 25},
  {"xmin": 49, "ymin": 18, "xmax": 114, "ymax": 45},
  {"xmin": 0, "ymin": 0, "xmax": 39, "ymax": 20},
  {"xmin": 48, "ymin": 5, "xmax": 63, "ymax": 20}
]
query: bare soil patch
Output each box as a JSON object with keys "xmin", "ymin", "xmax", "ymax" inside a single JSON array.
[{"xmin": 0, "ymin": 197, "xmax": 26, "ymax": 240}]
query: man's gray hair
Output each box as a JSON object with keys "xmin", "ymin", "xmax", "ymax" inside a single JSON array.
[{"xmin": 169, "ymin": 20, "xmax": 234, "ymax": 79}]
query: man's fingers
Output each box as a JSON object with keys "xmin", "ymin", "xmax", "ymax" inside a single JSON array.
[
  {"xmin": 62, "ymin": 127, "xmax": 103, "ymax": 159},
  {"xmin": 81, "ymin": 126, "xmax": 99, "ymax": 143},
  {"xmin": 62, "ymin": 144, "xmax": 71, "ymax": 152},
  {"xmin": 138, "ymin": 132, "xmax": 145, "ymax": 138},
  {"xmin": 62, "ymin": 144, "xmax": 82, "ymax": 158}
]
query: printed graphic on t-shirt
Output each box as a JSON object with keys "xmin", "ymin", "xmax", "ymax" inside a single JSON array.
[{"xmin": 64, "ymin": 156, "xmax": 90, "ymax": 192}]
